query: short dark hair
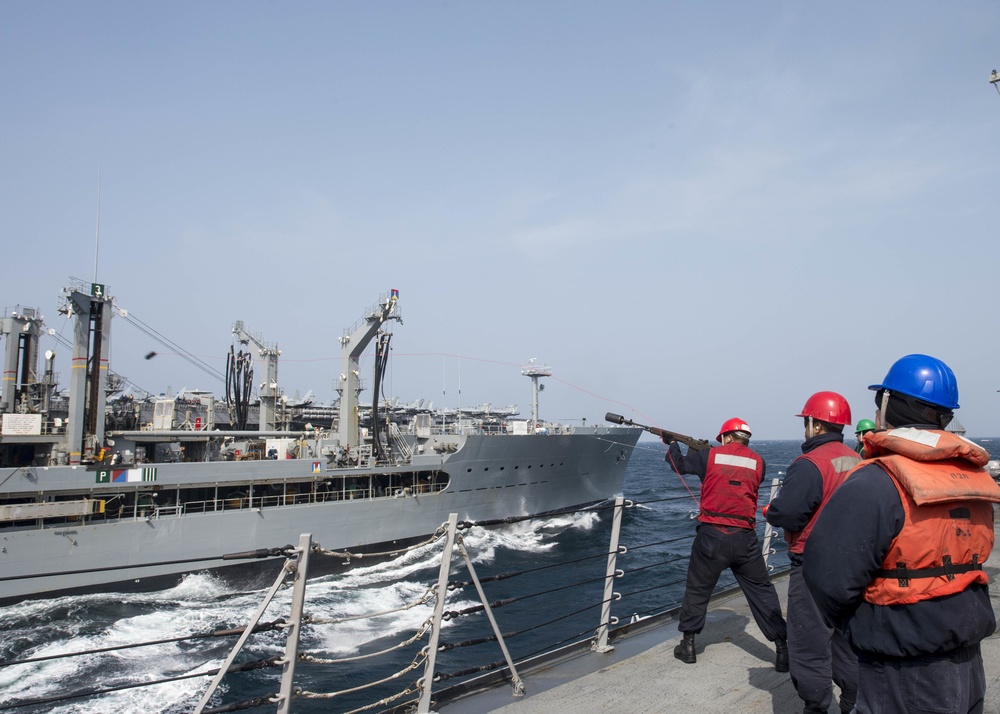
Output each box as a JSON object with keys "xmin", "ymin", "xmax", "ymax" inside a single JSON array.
[{"xmin": 803, "ymin": 418, "xmax": 844, "ymax": 434}]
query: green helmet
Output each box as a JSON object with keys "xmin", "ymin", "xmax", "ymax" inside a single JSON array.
[{"xmin": 855, "ymin": 419, "xmax": 875, "ymax": 434}]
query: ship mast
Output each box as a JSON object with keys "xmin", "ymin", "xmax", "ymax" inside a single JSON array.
[
  {"xmin": 521, "ymin": 358, "xmax": 551, "ymax": 428},
  {"xmin": 337, "ymin": 290, "xmax": 401, "ymax": 451},
  {"xmin": 60, "ymin": 280, "xmax": 113, "ymax": 464},
  {"xmin": 0, "ymin": 308, "xmax": 45, "ymax": 415}
]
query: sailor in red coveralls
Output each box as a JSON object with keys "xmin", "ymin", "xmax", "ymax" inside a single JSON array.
[
  {"xmin": 766, "ymin": 391, "xmax": 861, "ymax": 714},
  {"xmin": 664, "ymin": 418, "xmax": 788, "ymax": 671},
  {"xmin": 804, "ymin": 355, "xmax": 1000, "ymax": 714}
]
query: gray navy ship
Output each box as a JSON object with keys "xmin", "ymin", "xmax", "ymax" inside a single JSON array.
[{"xmin": 0, "ymin": 281, "xmax": 640, "ymax": 604}]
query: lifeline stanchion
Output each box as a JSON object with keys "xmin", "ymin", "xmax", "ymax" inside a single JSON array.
[
  {"xmin": 454, "ymin": 535, "xmax": 525, "ymax": 698},
  {"xmin": 276, "ymin": 533, "xmax": 312, "ymax": 714},
  {"xmin": 417, "ymin": 513, "xmax": 526, "ymax": 712},
  {"xmin": 761, "ymin": 478, "xmax": 780, "ymax": 571},
  {"xmin": 592, "ymin": 495, "xmax": 626, "ymax": 653},
  {"xmin": 417, "ymin": 513, "xmax": 459, "ymax": 714},
  {"xmin": 194, "ymin": 537, "xmax": 308, "ymax": 713}
]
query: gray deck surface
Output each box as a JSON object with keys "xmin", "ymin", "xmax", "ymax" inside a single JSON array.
[{"xmin": 440, "ymin": 545, "xmax": 1000, "ymax": 713}]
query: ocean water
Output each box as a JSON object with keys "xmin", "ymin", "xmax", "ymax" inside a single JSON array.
[{"xmin": 0, "ymin": 437, "xmax": 989, "ymax": 713}]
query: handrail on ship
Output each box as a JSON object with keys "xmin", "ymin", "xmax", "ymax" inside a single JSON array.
[
  {"xmin": 0, "ymin": 468, "xmax": 450, "ymax": 533},
  {"xmin": 0, "ymin": 489, "xmax": 790, "ymax": 713},
  {"xmin": 210, "ymin": 487, "xmax": 787, "ymax": 712}
]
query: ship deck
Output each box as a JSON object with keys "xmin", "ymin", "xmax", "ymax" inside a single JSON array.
[{"xmin": 438, "ymin": 525, "xmax": 1000, "ymax": 713}]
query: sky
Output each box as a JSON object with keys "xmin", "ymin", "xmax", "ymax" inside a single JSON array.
[{"xmin": 2, "ymin": 2, "xmax": 999, "ymax": 441}]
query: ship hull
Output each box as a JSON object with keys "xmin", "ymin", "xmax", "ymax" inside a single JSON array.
[{"xmin": 0, "ymin": 427, "xmax": 639, "ymax": 603}]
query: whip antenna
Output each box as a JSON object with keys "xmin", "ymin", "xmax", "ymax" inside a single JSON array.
[{"xmin": 93, "ymin": 167, "xmax": 101, "ymax": 283}]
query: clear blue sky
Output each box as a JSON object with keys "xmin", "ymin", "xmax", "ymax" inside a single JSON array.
[{"xmin": 2, "ymin": 3, "xmax": 999, "ymax": 440}]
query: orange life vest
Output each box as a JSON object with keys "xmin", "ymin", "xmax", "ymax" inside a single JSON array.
[
  {"xmin": 698, "ymin": 442, "xmax": 763, "ymax": 529},
  {"xmin": 785, "ymin": 441, "xmax": 861, "ymax": 554},
  {"xmin": 861, "ymin": 428, "xmax": 1000, "ymax": 606}
]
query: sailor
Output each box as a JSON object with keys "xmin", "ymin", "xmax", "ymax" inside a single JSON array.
[
  {"xmin": 854, "ymin": 418, "xmax": 875, "ymax": 458},
  {"xmin": 663, "ymin": 418, "xmax": 788, "ymax": 670},
  {"xmin": 765, "ymin": 391, "xmax": 860, "ymax": 714},
  {"xmin": 803, "ymin": 355, "xmax": 1000, "ymax": 714}
]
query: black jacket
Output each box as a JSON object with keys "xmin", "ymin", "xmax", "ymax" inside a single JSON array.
[
  {"xmin": 764, "ymin": 432, "xmax": 843, "ymax": 565},
  {"xmin": 802, "ymin": 451, "xmax": 996, "ymax": 657}
]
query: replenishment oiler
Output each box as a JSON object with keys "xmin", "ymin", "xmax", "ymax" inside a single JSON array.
[{"xmin": 0, "ymin": 281, "xmax": 639, "ymax": 604}]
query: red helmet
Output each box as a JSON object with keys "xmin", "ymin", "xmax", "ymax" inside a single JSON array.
[
  {"xmin": 796, "ymin": 391, "xmax": 852, "ymax": 426},
  {"xmin": 716, "ymin": 417, "xmax": 751, "ymax": 442}
]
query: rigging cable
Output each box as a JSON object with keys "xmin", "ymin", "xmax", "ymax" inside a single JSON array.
[
  {"xmin": 116, "ymin": 309, "xmax": 225, "ymax": 384},
  {"xmin": 0, "ymin": 657, "xmax": 278, "ymax": 711},
  {"xmin": 0, "ymin": 620, "xmax": 286, "ymax": 669},
  {"xmin": 0, "ymin": 544, "xmax": 293, "ymax": 583}
]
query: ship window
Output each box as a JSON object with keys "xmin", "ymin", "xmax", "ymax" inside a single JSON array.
[{"xmin": 484, "ymin": 467, "xmax": 489, "ymax": 471}]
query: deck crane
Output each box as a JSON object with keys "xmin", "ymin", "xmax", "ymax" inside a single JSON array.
[{"xmin": 337, "ymin": 290, "xmax": 402, "ymax": 454}]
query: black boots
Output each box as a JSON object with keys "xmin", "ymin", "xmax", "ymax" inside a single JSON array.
[
  {"xmin": 674, "ymin": 632, "xmax": 786, "ymax": 670},
  {"xmin": 775, "ymin": 638, "xmax": 789, "ymax": 672},
  {"xmin": 674, "ymin": 632, "xmax": 696, "ymax": 664}
]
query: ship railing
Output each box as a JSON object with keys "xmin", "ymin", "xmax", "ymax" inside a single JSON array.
[
  {"xmin": 761, "ymin": 477, "xmax": 781, "ymax": 570},
  {"xmin": 2, "ymin": 473, "xmax": 451, "ymax": 532},
  {"xmin": 194, "ymin": 533, "xmax": 313, "ymax": 714},
  {"xmin": 0, "ymin": 543, "xmax": 299, "ymax": 713},
  {"xmin": 184, "ymin": 494, "xmax": 788, "ymax": 712},
  {"xmin": 421, "ymin": 422, "xmax": 508, "ymax": 436},
  {"xmin": 151, "ymin": 504, "xmax": 182, "ymax": 518},
  {"xmin": 192, "ymin": 515, "xmax": 525, "ymax": 714},
  {"xmin": 159, "ymin": 490, "xmax": 377, "ymax": 517},
  {"xmin": 0, "ymin": 489, "xmax": 791, "ymax": 712},
  {"xmin": 141, "ymin": 482, "xmax": 438, "ymax": 520}
]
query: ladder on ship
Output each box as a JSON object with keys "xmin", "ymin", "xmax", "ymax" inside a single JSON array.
[{"xmin": 389, "ymin": 421, "xmax": 413, "ymax": 462}]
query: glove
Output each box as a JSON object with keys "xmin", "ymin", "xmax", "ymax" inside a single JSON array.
[{"xmin": 661, "ymin": 432, "xmax": 676, "ymax": 445}]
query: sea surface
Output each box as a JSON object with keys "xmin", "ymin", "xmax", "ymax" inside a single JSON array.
[{"xmin": 0, "ymin": 437, "xmax": 993, "ymax": 713}]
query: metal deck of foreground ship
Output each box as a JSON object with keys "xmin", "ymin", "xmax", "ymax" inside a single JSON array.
[{"xmin": 0, "ymin": 282, "xmax": 639, "ymax": 603}]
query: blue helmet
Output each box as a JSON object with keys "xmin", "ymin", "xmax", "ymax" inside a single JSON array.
[{"xmin": 868, "ymin": 354, "xmax": 959, "ymax": 410}]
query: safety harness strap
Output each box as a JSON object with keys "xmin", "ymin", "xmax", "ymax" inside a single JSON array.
[
  {"xmin": 699, "ymin": 508, "xmax": 756, "ymax": 526},
  {"xmin": 876, "ymin": 554, "xmax": 982, "ymax": 587}
]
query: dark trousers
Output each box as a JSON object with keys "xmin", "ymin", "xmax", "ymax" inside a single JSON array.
[
  {"xmin": 787, "ymin": 565, "xmax": 858, "ymax": 712},
  {"xmin": 677, "ymin": 523, "xmax": 787, "ymax": 642},
  {"xmin": 855, "ymin": 645, "xmax": 985, "ymax": 714}
]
